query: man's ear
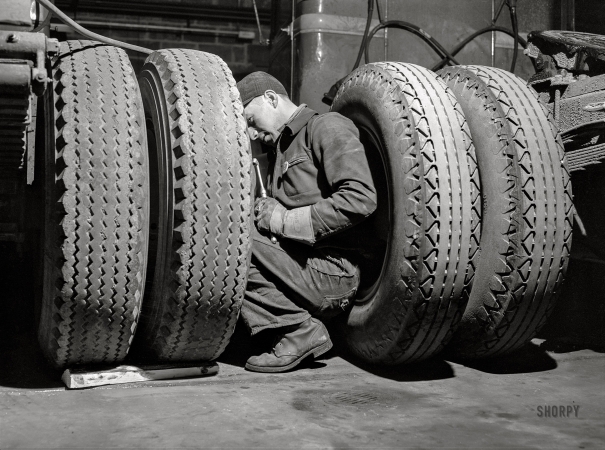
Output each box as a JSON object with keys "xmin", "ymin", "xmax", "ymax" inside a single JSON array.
[{"xmin": 264, "ymin": 90, "xmax": 278, "ymax": 108}]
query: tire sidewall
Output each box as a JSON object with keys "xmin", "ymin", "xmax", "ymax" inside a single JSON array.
[{"xmin": 331, "ymin": 65, "xmax": 418, "ymax": 352}]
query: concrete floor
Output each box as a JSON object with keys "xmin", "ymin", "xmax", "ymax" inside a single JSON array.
[
  {"xmin": 1, "ymin": 332, "xmax": 604, "ymax": 449},
  {"xmin": 1, "ymin": 247, "xmax": 604, "ymax": 449}
]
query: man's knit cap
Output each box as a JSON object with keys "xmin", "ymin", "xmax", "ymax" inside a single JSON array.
[{"xmin": 237, "ymin": 72, "xmax": 288, "ymax": 107}]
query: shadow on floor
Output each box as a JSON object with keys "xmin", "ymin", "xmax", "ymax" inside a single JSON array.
[
  {"xmin": 340, "ymin": 352, "xmax": 456, "ymax": 382},
  {"xmin": 218, "ymin": 321, "xmax": 274, "ymax": 368},
  {"xmin": 0, "ymin": 326, "xmax": 63, "ymax": 390},
  {"xmin": 446, "ymin": 341, "xmax": 558, "ymax": 374},
  {"xmin": 0, "ymin": 243, "xmax": 63, "ymax": 389},
  {"xmin": 219, "ymin": 322, "xmax": 456, "ymax": 380}
]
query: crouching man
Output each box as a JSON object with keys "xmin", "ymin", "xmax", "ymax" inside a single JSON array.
[{"xmin": 237, "ymin": 72, "xmax": 377, "ymax": 373}]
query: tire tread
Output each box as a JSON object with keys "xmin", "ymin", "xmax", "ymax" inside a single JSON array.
[
  {"xmin": 440, "ymin": 65, "xmax": 572, "ymax": 358},
  {"xmin": 39, "ymin": 40, "xmax": 149, "ymax": 368},
  {"xmin": 138, "ymin": 49, "xmax": 251, "ymax": 361},
  {"xmin": 333, "ymin": 62, "xmax": 480, "ymax": 364}
]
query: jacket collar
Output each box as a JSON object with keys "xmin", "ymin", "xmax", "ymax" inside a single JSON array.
[
  {"xmin": 282, "ymin": 105, "xmax": 318, "ymax": 136},
  {"xmin": 265, "ymin": 105, "xmax": 318, "ymax": 154}
]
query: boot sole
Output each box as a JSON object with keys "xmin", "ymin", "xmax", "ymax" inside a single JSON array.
[{"xmin": 244, "ymin": 338, "xmax": 333, "ymax": 373}]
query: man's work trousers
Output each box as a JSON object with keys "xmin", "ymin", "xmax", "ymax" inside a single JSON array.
[{"xmin": 241, "ymin": 227, "xmax": 360, "ymax": 335}]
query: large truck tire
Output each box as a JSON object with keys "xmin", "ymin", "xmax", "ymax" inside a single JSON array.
[
  {"xmin": 438, "ymin": 66, "xmax": 573, "ymax": 359},
  {"xmin": 135, "ymin": 49, "xmax": 252, "ymax": 361},
  {"xmin": 330, "ymin": 62, "xmax": 481, "ymax": 364},
  {"xmin": 38, "ymin": 41, "xmax": 150, "ymax": 369}
]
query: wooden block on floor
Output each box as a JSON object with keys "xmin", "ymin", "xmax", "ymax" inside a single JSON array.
[{"xmin": 61, "ymin": 362, "xmax": 219, "ymax": 389}]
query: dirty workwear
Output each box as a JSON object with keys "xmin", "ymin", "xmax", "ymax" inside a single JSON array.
[
  {"xmin": 241, "ymin": 106, "xmax": 377, "ymax": 334},
  {"xmin": 265, "ymin": 106, "xmax": 377, "ymax": 246},
  {"xmin": 243, "ymin": 227, "xmax": 361, "ymax": 334}
]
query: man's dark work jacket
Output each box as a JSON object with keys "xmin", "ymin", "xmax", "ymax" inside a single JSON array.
[{"xmin": 265, "ymin": 105, "xmax": 377, "ymax": 249}]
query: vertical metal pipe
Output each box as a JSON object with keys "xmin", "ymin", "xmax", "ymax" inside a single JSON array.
[
  {"xmin": 562, "ymin": 0, "xmax": 568, "ymax": 30},
  {"xmin": 561, "ymin": 0, "xmax": 575, "ymax": 30},
  {"xmin": 290, "ymin": 0, "xmax": 295, "ymax": 99},
  {"xmin": 491, "ymin": 0, "xmax": 495, "ymax": 67},
  {"xmin": 384, "ymin": 0, "xmax": 388, "ymax": 61}
]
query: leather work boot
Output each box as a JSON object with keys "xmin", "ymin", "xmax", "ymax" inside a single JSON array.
[{"xmin": 245, "ymin": 317, "xmax": 333, "ymax": 373}]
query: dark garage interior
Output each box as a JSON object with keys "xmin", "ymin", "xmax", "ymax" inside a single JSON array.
[{"xmin": 0, "ymin": 1, "xmax": 604, "ymax": 448}]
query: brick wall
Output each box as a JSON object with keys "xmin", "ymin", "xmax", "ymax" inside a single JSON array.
[{"xmin": 50, "ymin": 0, "xmax": 273, "ymax": 81}]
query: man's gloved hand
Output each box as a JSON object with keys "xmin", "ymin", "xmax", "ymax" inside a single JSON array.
[
  {"xmin": 254, "ymin": 197, "xmax": 316, "ymax": 244},
  {"xmin": 254, "ymin": 197, "xmax": 286, "ymax": 236}
]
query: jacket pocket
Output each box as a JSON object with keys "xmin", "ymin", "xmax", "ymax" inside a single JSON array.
[
  {"xmin": 317, "ymin": 287, "xmax": 357, "ymax": 320},
  {"xmin": 281, "ymin": 150, "xmax": 318, "ymax": 197},
  {"xmin": 284, "ymin": 154, "xmax": 308, "ymax": 169},
  {"xmin": 307, "ymin": 249, "xmax": 360, "ymax": 320},
  {"xmin": 308, "ymin": 249, "xmax": 359, "ymax": 277}
]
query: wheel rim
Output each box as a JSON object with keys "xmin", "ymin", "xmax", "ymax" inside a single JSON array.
[{"xmin": 351, "ymin": 119, "xmax": 391, "ymax": 304}]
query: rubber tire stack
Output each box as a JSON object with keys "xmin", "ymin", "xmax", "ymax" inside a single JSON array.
[
  {"xmin": 38, "ymin": 41, "xmax": 149, "ymax": 369},
  {"xmin": 135, "ymin": 49, "xmax": 252, "ymax": 362},
  {"xmin": 438, "ymin": 66, "xmax": 573, "ymax": 359},
  {"xmin": 331, "ymin": 62, "xmax": 481, "ymax": 364}
]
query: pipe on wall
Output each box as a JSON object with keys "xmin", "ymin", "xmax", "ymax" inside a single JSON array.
[
  {"xmin": 53, "ymin": 0, "xmax": 271, "ymax": 24},
  {"xmin": 561, "ymin": 0, "xmax": 575, "ymax": 31},
  {"xmin": 53, "ymin": 20, "xmax": 256, "ymax": 40}
]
